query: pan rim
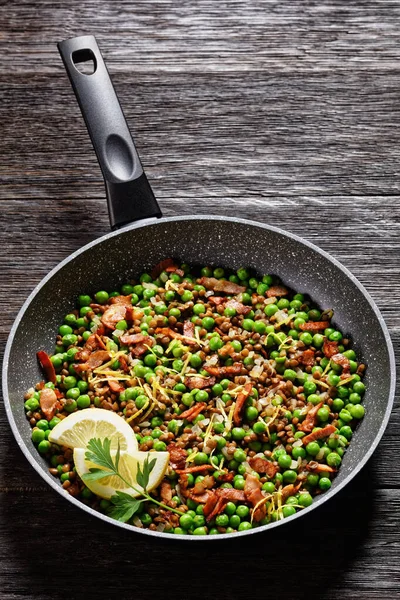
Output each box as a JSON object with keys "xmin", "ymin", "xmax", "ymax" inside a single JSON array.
[{"xmin": 2, "ymin": 214, "xmax": 396, "ymax": 541}]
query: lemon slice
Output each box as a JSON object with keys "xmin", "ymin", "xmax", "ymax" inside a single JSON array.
[
  {"xmin": 48, "ymin": 408, "xmax": 138, "ymax": 453},
  {"xmin": 73, "ymin": 449, "xmax": 169, "ymax": 499}
]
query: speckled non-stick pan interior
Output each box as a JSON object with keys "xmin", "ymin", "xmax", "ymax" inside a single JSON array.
[{"xmin": 3, "ymin": 215, "xmax": 395, "ymax": 540}]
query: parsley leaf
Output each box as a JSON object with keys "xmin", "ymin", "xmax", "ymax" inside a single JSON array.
[
  {"xmin": 85, "ymin": 438, "xmax": 116, "ymax": 471},
  {"xmin": 107, "ymin": 491, "xmax": 143, "ymax": 523},
  {"xmin": 82, "ymin": 467, "xmax": 115, "ymax": 482}
]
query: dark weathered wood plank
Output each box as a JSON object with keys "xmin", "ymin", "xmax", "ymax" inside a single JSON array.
[{"xmin": 1, "ymin": 0, "xmax": 399, "ymax": 598}]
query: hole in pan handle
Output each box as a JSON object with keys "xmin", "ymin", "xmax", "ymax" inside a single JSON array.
[{"xmin": 58, "ymin": 35, "xmax": 162, "ymax": 230}]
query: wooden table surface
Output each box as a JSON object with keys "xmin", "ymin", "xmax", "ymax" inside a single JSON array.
[{"xmin": 1, "ymin": 1, "xmax": 399, "ymax": 598}]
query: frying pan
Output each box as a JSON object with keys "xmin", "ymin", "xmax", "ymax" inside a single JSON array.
[{"xmin": 2, "ymin": 35, "xmax": 396, "ymax": 541}]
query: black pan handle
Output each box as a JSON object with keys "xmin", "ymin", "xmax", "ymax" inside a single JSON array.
[{"xmin": 58, "ymin": 35, "xmax": 162, "ymax": 229}]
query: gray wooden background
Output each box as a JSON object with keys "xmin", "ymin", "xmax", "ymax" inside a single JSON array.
[{"xmin": 1, "ymin": 1, "xmax": 399, "ymax": 598}]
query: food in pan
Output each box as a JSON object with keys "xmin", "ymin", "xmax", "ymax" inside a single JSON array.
[{"xmin": 24, "ymin": 260, "xmax": 366, "ymax": 535}]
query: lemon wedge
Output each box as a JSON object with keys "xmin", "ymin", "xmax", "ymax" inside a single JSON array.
[
  {"xmin": 48, "ymin": 408, "xmax": 138, "ymax": 453},
  {"xmin": 73, "ymin": 449, "xmax": 169, "ymax": 499}
]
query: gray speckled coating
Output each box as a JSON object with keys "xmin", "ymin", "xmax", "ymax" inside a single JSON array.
[{"xmin": 2, "ymin": 215, "xmax": 396, "ymax": 542}]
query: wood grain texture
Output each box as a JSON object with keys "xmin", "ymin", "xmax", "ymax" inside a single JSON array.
[{"xmin": 1, "ymin": 0, "xmax": 399, "ymax": 598}]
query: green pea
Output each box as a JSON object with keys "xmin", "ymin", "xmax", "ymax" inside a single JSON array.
[
  {"xmin": 233, "ymin": 449, "xmax": 247, "ymax": 463},
  {"xmin": 306, "ymin": 442, "xmax": 320, "ymax": 457},
  {"xmin": 339, "ymin": 409, "xmax": 353, "ymax": 423},
  {"xmin": 282, "ymin": 506, "xmax": 296, "ymax": 518},
  {"xmin": 319, "ymin": 477, "xmax": 332, "ymax": 491},
  {"xmin": 317, "ymin": 407, "xmax": 330, "ymax": 422},
  {"xmin": 31, "ymin": 428, "xmax": 45, "ymax": 444},
  {"xmin": 193, "ymin": 452, "xmax": 208, "ymax": 466},
  {"xmin": 299, "ymin": 332, "xmax": 313, "ymax": 345},
  {"xmin": 303, "ymin": 380, "xmax": 317, "ymax": 396},
  {"xmin": 329, "ymin": 331, "xmax": 342, "ymax": 342},
  {"xmin": 193, "ymin": 303, "xmax": 206, "ymax": 315},
  {"xmin": 215, "ymin": 514, "xmax": 229, "ymax": 527},
  {"xmin": 236, "ymin": 505, "xmax": 250, "ymax": 519},
  {"xmin": 210, "ymin": 336, "xmax": 224, "ymax": 351},
  {"xmin": 245, "ymin": 406, "xmax": 258, "ymax": 421},
  {"xmin": 77, "ymin": 394, "xmax": 91, "ymax": 409},
  {"xmin": 66, "ymin": 387, "xmax": 80, "ymax": 400},
  {"xmin": 307, "ymin": 473, "xmax": 319, "ymax": 487},
  {"xmin": 265, "ymin": 304, "xmax": 278, "ymax": 317},
  {"xmin": 195, "ymin": 390, "xmax": 209, "ymax": 403},
  {"xmin": 24, "ymin": 398, "xmax": 40, "ymax": 412},
  {"xmin": 38, "ymin": 440, "xmax": 51, "ymax": 454},
  {"xmin": 253, "ymin": 421, "xmax": 266, "ymax": 435},
  {"xmin": 179, "ymin": 514, "xmax": 193, "ymax": 530},
  {"xmin": 326, "ymin": 452, "xmax": 342, "ymax": 468},
  {"xmin": 135, "ymin": 395, "xmax": 148, "ymax": 409},
  {"xmin": 63, "ymin": 376, "xmax": 77, "ymax": 390},
  {"xmin": 95, "ymin": 290, "xmax": 109, "ymax": 304},
  {"xmin": 348, "ymin": 403, "xmax": 365, "ymax": 419},
  {"xmin": 292, "ymin": 446, "xmax": 306, "ymax": 460},
  {"xmin": 282, "ymin": 470, "xmax": 297, "ymax": 484},
  {"xmin": 190, "ymin": 353, "xmax": 203, "ymax": 368},
  {"xmin": 231, "ymin": 427, "xmax": 246, "ymax": 441},
  {"xmin": 202, "ymin": 317, "xmax": 215, "ymax": 330},
  {"xmin": 349, "ymin": 392, "xmax": 361, "ymax": 405},
  {"xmin": 332, "ymin": 398, "xmax": 344, "ymax": 412},
  {"xmin": 284, "ymin": 369, "xmax": 297, "ymax": 382}
]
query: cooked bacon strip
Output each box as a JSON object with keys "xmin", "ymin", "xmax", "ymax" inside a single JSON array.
[
  {"xmin": 298, "ymin": 402, "xmax": 323, "ymax": 433},
  {"xmin": 298, "ymin": 349, "xmax": 315, "ymax": 367},
  {"xmin": 306, "ymin": 462, "xmax": 336, "ymax": 474},
  {"xmin": 74, "ymin": 350, "xmax": 110, "ymax": 373},
  {"xmin": 101, "ymin": 304, "xmax": 127, "ymax": 330},
  {"xmin": 125, "ymin": 305, "xmax": 134, "ymax": 326},
  {"xmin": 208, "ymin": 296, "xmax": 225, "ymax": 306},
  {"xmin": 218, "ymin": 343, "xmax": 236, "ymax": 358},
  {"xmin": 39, "ymin": 387, "xmax": 61, "ymax": 420},
  {"xmin": 216, "ymin": 472, "xmax": 234, "ymax": 483},
  {"xmin": 165, "ymin": 266, "xmax": 185, "ymax": 277},
  {"xmin": 120, "ymin": 333, "xmax": 148, "ymax": 345},
  {"xmin": 183, "ymin": 320, "xmax": 195, "ymax": 341},
  {"xmin": 281, "ymin": 483, "xmax": 301, "ymax": 503},
  {"xmin": 155, "ymin": 327, "xmax": 197, "ymax": 346},
  {"xmin": 175, "ymin": 464, "xmax": 215, "ymax": 475},
  {"xmin": 244, "ymin": 474, "xmax": 266, "ymax": 522},
  {"xmin": 184, "ymin": 376, "xmax": 215, "ymax": 390},
  {"xmin": 108, "ymin": 379, "xmax": 125, "ymax": 393},
  {"xmin": 151, "ymin": 258, "xmax": 176, "ymax": 279},
  {"xmin": 248, "ymin": 456, "xmax": 278, "ymax": 478},
  {"xmin": 37, "ymin": 351, "xmax": 56, "ymax": 384},
  {"xmin": 188, "ymin": 490, "xmax": 213, "ymax": 504},
  {"xmin": 233, "ymin": 382, "xmax": 253, "ymax": 426},
  {"xmin": 266, "ymin": 285, "xmax": 288, "ymax": 298},
  {"xmin": 198, "ymin": 277, "xmax": 246, "ymax": 295},
  {"xmin": 75, "ymin": 333, "xmax": 101, "ymax": 362},
  {"xmin": 323, "ymin": 340, "xmax": 339, "ymax": 359},
  {"xmin": 167, "ymin": 443, "xmax": 187, "ymax": 470},
  {"xmin": 205, "ymin": 496, "xmax": 226, "ymax": 521},
  {"xmin": 203, "ymin": 363, "xmax": 243, "ymax": 377},
  {"xmin": 331, "ymin": 353, "xmax": 351, "ymax": 373},
  {"xmin": 299, "ymin": 321, "xmax": 330, "ymax": 331},
  {"xmin": 160, "ymin": 481, "xmax": 172, "ymax": 503},
  {"xmin": 110, "ymin": 295, "xmax": 132, "ymax": 306},
  {"xmin": 192, "ymin": 475, "xmax": 215, "ymax": 495},
  {"xmin": 225, "ymin": 299, "xmax": 252, "ymax": 315},
  {"xmin": 217, "ymin": 488, "xmax": 246, "ymax": 502},
  {"xmin": 118, "ymin": 354, "xmax": 130, "ymax": 373},
  {"xmin": 95, "ymin": 334, "xmax": 107, "ymax": 350},
  {"xmin": 302, "ymin": 424, "xmax": 337, "ymax": 445},
  {"xmin": 131, "ymin": 343, "xmax": 151, "ymax": 357},
  {"xmin": 179, "ymin": 402, "xmax": 207, "ymax": 422}
]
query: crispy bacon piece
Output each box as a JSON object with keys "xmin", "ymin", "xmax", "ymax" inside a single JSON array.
[
  {"xmin": 179, "ymin": 402, "xmax": 207, "ymax": 422},
  {"xmin": 118, "ymin": 354, "xmax": 130, "ymax": 373},
  {"xmin": 184, "ymin": 376, "xmax": 215, "ymax": 390},
  {"xmin": 166, "ymin": 266, "xmax": 185, "ymax": 277},
  {"xmin": 302, "ymin": 424, "xmax": 337, "ymax": 445},
  {"xmin": 298, "ymin": 349, "xmax": 315, "ymax": 367},
  {"xmin": 151, "ymin": 258, "xmax": 175, "ymax": 278},
  {"xmin": 155, "ymin": 327, "xmax": 197, "ymax": 346},
  {"xmin": 120, "ymin": 333, "xmax": 148, "ymax": 345},
  {"xmin": 233, "ymin": 382, "xmax": 253, "ymax": 426},
  {"xmin": 208, "ymin": 296, "xmax": 225, "ymax": 306},
  {"xmin": 248, "ymin": 456, "xmax": 278, "ymax": 478},
  {"xmin": 167, "ymin": 443, "xmax": 187, "ymax": 470},
  {"xmin": 95, "ymin": 334, "xmax": 107, "ymax": 350},
  {"xmin": 39, "ymin": 387, "xmax": 61, "ymax": 420},
  {"xmin": 37, "ymin": 351, "xmax": 56, "ymax": 384},
  {"xmin": 155, "ymin": 510, "xmax": 180, "ymax": 529},
  {"xmin": 125, "ymin": 305, "xmax": 134, "ymax": 326},
  {"xmin": 331, "ymin": 353, "xmax": 351, "ymax": 373},
  {"xmin": 110, "ymin": 295, "xmax": 132, "ymax": 306},
  {"xmin": 108, "ymin": 379, "xmax": 125, "ymax": 393},
  {"xmin": 217, "ymin": 472, "xmax": 234, "ymax": 483},
  {"xmin": 298, "ymin": 402, "xmax": 323, "ymax": 433},
  {"xmin": 160, "ymin": 481, "xmax": 173, "ymax": 503},
  {"xmin": 198, "ymin": 277, "xmax": 246, "ymax": 295},
  {"xmin": 183, "ymin": 320, "xmax": 195, "ymax": 341},
  {"xmin": 218, "ymin": 488, "xmax": 246, "ymax": 502},
  {"xmin": 101, "ymin": 304, "xmax": 127, "ymax": 330},
  {"xmin": 244, "ymin": 474, "xmax": 266, "ymax": 522},
  {"xmin": 306, "ymin": 462, "xmax": 336, "ymax": 474},
  {"xmin": 192, "ymin": 475, "xmax": 215, "ymax": 495},
  {"xmin": 266, "ymin": 285, "xmax": 288, "ymax": 298},
  {"xmin": 299, "ymin": 321, "xmax": 330, "ymax": 331},
  {"xmin": 188, "ymin": 490, "xmax": 213, "ymax": 503},
  {"xmin": 175, "ymin": 464, "xmax": 215, "ymax": 475},
  {"xmin": 225, "ymin": 299, "xmax": 252, "ymax": 315},
  {"xmin": 131, "ymin": 343, "xmax": 150, "ymax": 357},
  {"xmin": 203, "ymin": 363, "xmax": 243, "ymax": 378},
  {"xmin": 75, "ymin": 334, "xmax": 100, "ymax": 363},
  {"xmin": 323, "ymin": 340, "xmax": 339, "ymax": 359},
  {"xmin": 218, "ymin": 343, "xmax": 236, "ymax": 358},
  {"xmin": 74, "ymin": 350, "xmax": 110, "ymax": 373},
  {"xmin": 281, "ymin": 483, "xmax": 301, "ymax": 503}
]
